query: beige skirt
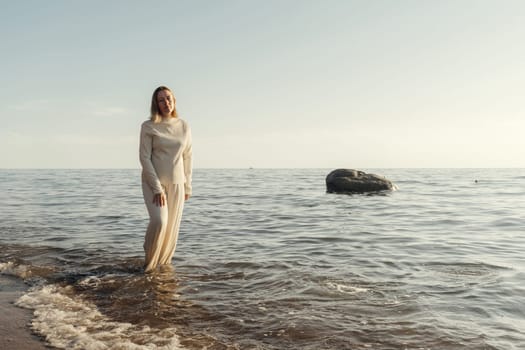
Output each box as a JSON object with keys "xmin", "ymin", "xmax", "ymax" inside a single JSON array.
[{"xmin": 142, "ymin": 182, "xmax": 185, "ymax": 273}]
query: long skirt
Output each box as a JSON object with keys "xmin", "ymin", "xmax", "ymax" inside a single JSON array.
[{"xmin": 142, "ymin": 182, "xmax": 185, "ymax": 273}]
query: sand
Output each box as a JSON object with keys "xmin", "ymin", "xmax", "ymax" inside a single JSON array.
[{"xmin": 0, "ymin": 275, "xmax": 50, "ymax": 350}]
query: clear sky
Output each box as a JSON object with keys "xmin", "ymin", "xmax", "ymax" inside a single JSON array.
[{"xmin": 1, "ymin": 0, "xmax": 524, "ymax": 168}]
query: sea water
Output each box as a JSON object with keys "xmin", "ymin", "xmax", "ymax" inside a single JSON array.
[{"xmin": 0, "ymin": 168, "xmax": 524, "ymax": 349}]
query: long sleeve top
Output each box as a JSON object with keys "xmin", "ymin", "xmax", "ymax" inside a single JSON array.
[{"xmin": 139, "ymin": 117, "xmax": 193, "ymax": 196}]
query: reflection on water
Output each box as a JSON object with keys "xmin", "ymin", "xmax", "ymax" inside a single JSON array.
[{"xmin": 1, "ymin": 168, "xmax": 525, "ymax": 349}]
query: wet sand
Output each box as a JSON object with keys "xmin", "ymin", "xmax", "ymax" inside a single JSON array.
[{"xmin": 0, "ymin": 275, "xmax": 50, "ymax": 350}]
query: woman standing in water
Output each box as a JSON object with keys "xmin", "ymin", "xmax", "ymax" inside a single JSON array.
[{"xmin": 139, "ymin": 86, "xmax": 192, "ymax": 273}]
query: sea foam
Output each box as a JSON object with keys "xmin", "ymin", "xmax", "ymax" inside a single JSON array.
[
  {"xmin": 16, "ymin": 284, "xmax": 185, "ymax": 350},
  {"xmin": 0, "ymin": 261, "xmax": 33, "ymax": 279}
]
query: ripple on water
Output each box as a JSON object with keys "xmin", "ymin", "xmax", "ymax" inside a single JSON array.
[{"xmin": 1, "ymin": 168, "xmax": 524, "ymax": 349}]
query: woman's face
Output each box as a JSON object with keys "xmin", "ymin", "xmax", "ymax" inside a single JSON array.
[{"xmin": 156, "ymin": 90, "xmax": 175, "ymax": 116}]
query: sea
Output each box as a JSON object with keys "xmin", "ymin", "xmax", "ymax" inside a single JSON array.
[{"xmin": 0, "ymin": 168, "xmax": 524, "ymax": 350}]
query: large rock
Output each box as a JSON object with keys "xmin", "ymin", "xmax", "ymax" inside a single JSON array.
[{"xmin": 326, "ymin": 169, "xmax": 396, "ymax": 194}]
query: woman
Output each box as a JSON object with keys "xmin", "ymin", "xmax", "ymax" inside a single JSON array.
[{"xmin": 139, "ymin": 86, "xmax": 192, "ymax": 273}]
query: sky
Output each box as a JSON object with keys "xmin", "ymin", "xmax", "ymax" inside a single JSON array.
[{"xmin": 1, "ymin": 0, "xmax": 524, "ymax": 168}]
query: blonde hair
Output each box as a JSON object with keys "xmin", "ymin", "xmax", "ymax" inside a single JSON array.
[{"xmin": 150, "ymin": 86, "xmax": 178, "ymax": 123}]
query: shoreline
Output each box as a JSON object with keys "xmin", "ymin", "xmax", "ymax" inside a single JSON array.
[{"xmin": 0, "ymin": 275, "xmax": 50, "ymax": 350}]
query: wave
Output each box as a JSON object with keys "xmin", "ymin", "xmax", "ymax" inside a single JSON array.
[
  {"xmin": 0, "ymin": 246, "xmax": 189, "ymax": 350},
  {"xmin": 16, "ymin": 284, "xmax": 185, "ymax": 350}
]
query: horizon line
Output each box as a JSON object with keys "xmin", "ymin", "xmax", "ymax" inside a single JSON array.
[{"xmin": 1, "ymin": 167, "xmax": 524, "ymax": 170}]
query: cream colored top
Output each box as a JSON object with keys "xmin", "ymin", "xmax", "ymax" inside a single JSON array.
[{"xmin": 139, "ymin": 117, "xmax": 193, "ymax": 196}]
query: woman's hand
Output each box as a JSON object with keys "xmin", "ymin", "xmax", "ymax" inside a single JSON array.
[
  {"xmin": 185, "ymin": 194, "xmax": 190, "ymax": 201},
  {"xmin": 153, "ymin": 193, "xmax": 166, "ymax": 207}
]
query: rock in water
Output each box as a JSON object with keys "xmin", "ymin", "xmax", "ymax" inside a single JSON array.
[{"xmin": 326, "ymin": 169, "xmax": 396, "ymax": 194}]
